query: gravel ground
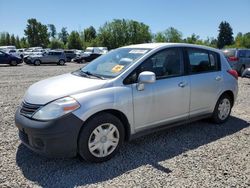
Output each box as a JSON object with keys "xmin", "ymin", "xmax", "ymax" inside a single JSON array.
[{"xmin": 0, "ymin": 63, "xmax": 249, "ymax": 188}]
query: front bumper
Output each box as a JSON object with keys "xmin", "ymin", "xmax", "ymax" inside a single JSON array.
[{"xmin": 15, "ymin": 107, "xmax": 84, "ymax": 158}]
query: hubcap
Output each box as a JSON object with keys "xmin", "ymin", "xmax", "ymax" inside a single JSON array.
[
  {"xmin": 88, "ymin": 123, "xmax": 119, "ymax": 158},
  {"xmin": 218, "ymin": 98, "xmax": 231, "ymax": 120}
]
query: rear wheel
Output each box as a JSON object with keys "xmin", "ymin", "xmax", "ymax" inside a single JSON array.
[
  {"xmin": 78, "ymin": 113, "xmax": 124, "ymax": 163},
  {"xmin": 10, "ymin": 60, "xmax": 17, "ymax": 66},
  {"xmin": 34, "ymin": 60, "xmax": 41, "ymax": 66},
  {"xmin": 212, "ymin": 94, "xmax": 232, "ymax": 124},
  {"xmin": 58, "ymin": 59, "xmax": 65, "ymax": 65},
  {"xmin": 240, "ymin": 65, "xmax": 245, "ymax": 76}
]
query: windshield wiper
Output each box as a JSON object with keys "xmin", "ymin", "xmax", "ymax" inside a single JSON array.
[{"xmin": 81, "ymin": 70, "xmax": 105, "ymax": 80}]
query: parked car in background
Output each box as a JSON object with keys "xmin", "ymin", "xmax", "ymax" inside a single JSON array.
[
  {"xmin": 0, "ymin": 46, "xmax": 16, "ymax": 50},
  {"xmin": 72, "ymin": 47, "xmax": 108, "ymax": 63},
  {"xmin": 0, "ymin": 50, "xmax": 22, "ymax": 66},
  {"xmin": 25, "ymin": 50, "xmax": 66, "ymax": 65},
  {"xmin": 4, "ymin": 49, "xmax": 24, "ymax": 58},
  {"xmin": 15, "ymin": 43, "xmax": 238, "ymax": 163},
  {"xmin": 64, "ymin": 50, "xmax": 77, "ymax": 62},
  {"xmin": 222, "ymin": 49, "xmax": 250, "ymax": 76},
  {"xmin": 242, "ymin": 68, "xmax": 250, "ymax": 78},
  {"xmin": 17, "ymin": 49, "xmax": 26, "ymax": 59}
]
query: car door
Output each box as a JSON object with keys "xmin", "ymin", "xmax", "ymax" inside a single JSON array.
[
  {"xmin": 0, "ymin": 51, "xmax": 9, "ymax": 64},
  {"xmin": 186, "ymin": 48, "xmax": 223, "ymax": 117},
  {"xmin": 42, "ymin": 52, "xmax": 51, "ymax": 63},
  {"xmin": 128, "ymin": 48, "xmax": 190, "ymax": 131}
]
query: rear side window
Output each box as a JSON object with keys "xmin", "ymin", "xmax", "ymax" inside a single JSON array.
[
  {"xmin": 187, "ymin": 48, "xmax": 220, "ymax": 74},
  {"xmin": 0, "ymin": 51, "xmax": 5, "ymax": 56},
  {"xmin": 238, "ymin": 50, "xmax": 246, "ymax": 58},
  {"xmin": 54, "ymin": 52, "xmax": 62, "ymax": 55},
  {"xmin": 246, "ymin": 50, "xmax": 250, "ymax": 58}
]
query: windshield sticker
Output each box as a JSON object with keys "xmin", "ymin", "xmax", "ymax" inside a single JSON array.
[
  {"xmin": 129, "ymin": 50, "xmax": 148, "ymax": 54},
  {"xmin": 111, "ymin": 65, "xmax": 125, "ymax": 73}
]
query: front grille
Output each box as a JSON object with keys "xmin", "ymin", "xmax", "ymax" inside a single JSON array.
[
  {"xmin": 20, "ymin": 102, "xmax": 42, "ymax": 118},
  {"xmin": 19, "ymin": 130, "xmax": 29, "ymax": 145}
]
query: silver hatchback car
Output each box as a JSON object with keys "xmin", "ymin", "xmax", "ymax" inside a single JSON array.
[{"xmin": 15, "ymin": 43, "xmax": 238, "ymax": 162}]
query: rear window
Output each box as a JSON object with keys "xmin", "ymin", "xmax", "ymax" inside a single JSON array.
[{"xmin": 222, "ymin": 50, "xmax": 236, "ymax": 57}]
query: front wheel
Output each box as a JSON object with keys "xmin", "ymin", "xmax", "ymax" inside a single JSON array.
[
  {"xmin": 10, "ymin": 60, "xmax": 17, "ymax": 66},
  {"xmin": 78, "ymin": 113, "xmax": 124, "ymax": 163},
  {"xmin": 212, "ymin": 94, "xmax": 232, "ymax": 124},
  {"xmin": 34, "ymin": 60, "xmax": 41, "ymax": 66}
]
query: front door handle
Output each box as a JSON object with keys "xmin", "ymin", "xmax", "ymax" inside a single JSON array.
[
  {"xmin": 178, "ymin": 82, "xmax": 187, "ymax": 88},
  {"xmin": 215, "ymin": 76, "xmax": 222, "ymax": 81}
]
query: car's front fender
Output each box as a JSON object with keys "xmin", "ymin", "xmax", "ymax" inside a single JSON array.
[{"xmin": 71, "ymin": 85, "xmax": 135, "ymax": 134}]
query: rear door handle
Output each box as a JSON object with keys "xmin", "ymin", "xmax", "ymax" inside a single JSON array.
[
  {"xmin": 178, "ymin": 82, "xmax": 187, "ymax": 88},
  {"xmin": 215, "ymin": 76, "xmax": 222, "ymax": 81}
]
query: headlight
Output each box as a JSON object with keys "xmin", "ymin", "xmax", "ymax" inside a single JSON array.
[{"xmin": 32, "ymin": 97, "xmax": 80, "ymax": 120}]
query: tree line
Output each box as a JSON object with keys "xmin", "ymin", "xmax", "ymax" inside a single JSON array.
[{"xmin": 0, "ymin": 18, "xmax": 249, "ymax": 50}]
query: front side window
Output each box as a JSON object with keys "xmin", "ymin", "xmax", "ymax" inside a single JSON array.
[
  {"xmin": 124, "ymin": 48, "xmax": 183, "ymax": 84},
  {"xmin": 188, "ymin": 49, "xmax": 219, "ymax": 74},
  {"xmin": 79, "ymin": 48, "xmax": 150, "ymax": 78}
]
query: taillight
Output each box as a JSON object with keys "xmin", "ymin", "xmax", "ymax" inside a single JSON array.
[
  {"xmin": 227, "ymin": 69, "xmax": 238, "ymax": 80},
  {"xmin": 228, "ymin": 56, "xmax": 239, "ymax": 62}
]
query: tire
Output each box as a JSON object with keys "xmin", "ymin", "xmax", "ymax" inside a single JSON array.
[
  {"xmin": 78, "ymin": 113, "xmax": 125, "ymax": 163},
  {"xmin": 34, "ymin": 60, "xmax": 41, "ymax": 66},
  {"xmin": 58, "ymin": 59, "xmax": 65, "ymax": 66},
  {"xmin": 211, "ymin": 94, "xmax": 232, "ymax": 124},
  {"xmin": 240, "ymin": 66, "xmax": 245, "ymax": 77},
  {"xmin": 10, "ymin": 60, "xmax": 17, "ymax": 66}
]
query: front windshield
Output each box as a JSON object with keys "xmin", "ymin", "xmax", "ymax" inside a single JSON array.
[{"xmin": 80, "ymin": 48, "xmax": 150, "ymax": 78}]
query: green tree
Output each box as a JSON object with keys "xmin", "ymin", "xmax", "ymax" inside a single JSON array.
[
  {"xmin": 98, "ymin": 19, "xmax": 151, "ymax": 49},
  {"xmin": 10, "ymin": 34, "xmax": 16, "ymax": 45},
  {"xmin": 84, "ymin": 26, "xmax": 96, "ymax": 42},
  {"xmin": 20, "ymin": 37, "xmax": 29, "ymax": 48},
  {"xmin": 24, "ymin": 18, "xmax": 49, "ymax": 47},
  {"xmin": 185, "ymin": 33, "xmax": 200, "ymax": 44},
  {"xmin": 164, "ymin": 27, "xmax": 182, "ymax": 42},
  {"xmin": 0, "ymin": 32, "xmax": 6, "ymax": 45},
  {"xmin": 49, "ymin": 39, "xmax": 64, "ymax": 49},
  {"xmin": 217, "ymin": 21, "xmax": 234, "ymax": 49},
  {"xmin": 5, "ymin": 32, "xmax": 10, "ymax": 45},
  {"xmin": 242, "ymin": 32, "xmax": 250, "ymax": 48},
  {"xmin": 234, "ymin": 32, "xmax": 243, "ymax": 47},
  {"xmin": 58, "ymin": 27, "xmax": 69, "ymax": 45},
  {"xmin": 15, "ymin": 36, "xmax": 21, "ymax": 48},
  {"xmin": 67, "ymin": 31, "xmax": 82, "ymax": 49},
  {"xmin": 48, "ymin": 24, "xmax": 57, "ymax": 39},
  {"xmin": 154, "ymin": 32, "xmax": 166, "ymax": 42}
]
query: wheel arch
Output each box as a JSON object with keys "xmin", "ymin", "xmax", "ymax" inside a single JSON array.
[
  {"xmin": 79, "ymin": 109, "xmax": 131, "ymax": 142},
  {"xmin": 219, "ymin": 90, "xmax": 235, "ymax": 106}
]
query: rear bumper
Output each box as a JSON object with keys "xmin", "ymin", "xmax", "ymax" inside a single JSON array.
[{"xmin": 15, "ymin": 107, "xmax": 84, "ymax": 158}]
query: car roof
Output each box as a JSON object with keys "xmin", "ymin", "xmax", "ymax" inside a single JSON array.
[{"xmin": 122, "ymin": 43, "xmax": 220, "ymax": 53}]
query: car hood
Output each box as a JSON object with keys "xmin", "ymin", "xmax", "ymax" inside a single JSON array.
[{"xmin": 24, "ymin": 73, "xmax": 108, "ymax": 104}]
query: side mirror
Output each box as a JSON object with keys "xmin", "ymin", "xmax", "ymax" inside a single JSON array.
[
  {"xmin": 242, "ymin": 68, "xmax": 250, "ymax": 78},
  {"xmin": 137, "ymin": 71, "xmax": 156, "ymax": 91}
]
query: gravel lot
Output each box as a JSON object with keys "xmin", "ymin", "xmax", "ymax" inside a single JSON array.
[{"xmin": 0, "ymin": 63, "xmax": 249, "ymax": 188}]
